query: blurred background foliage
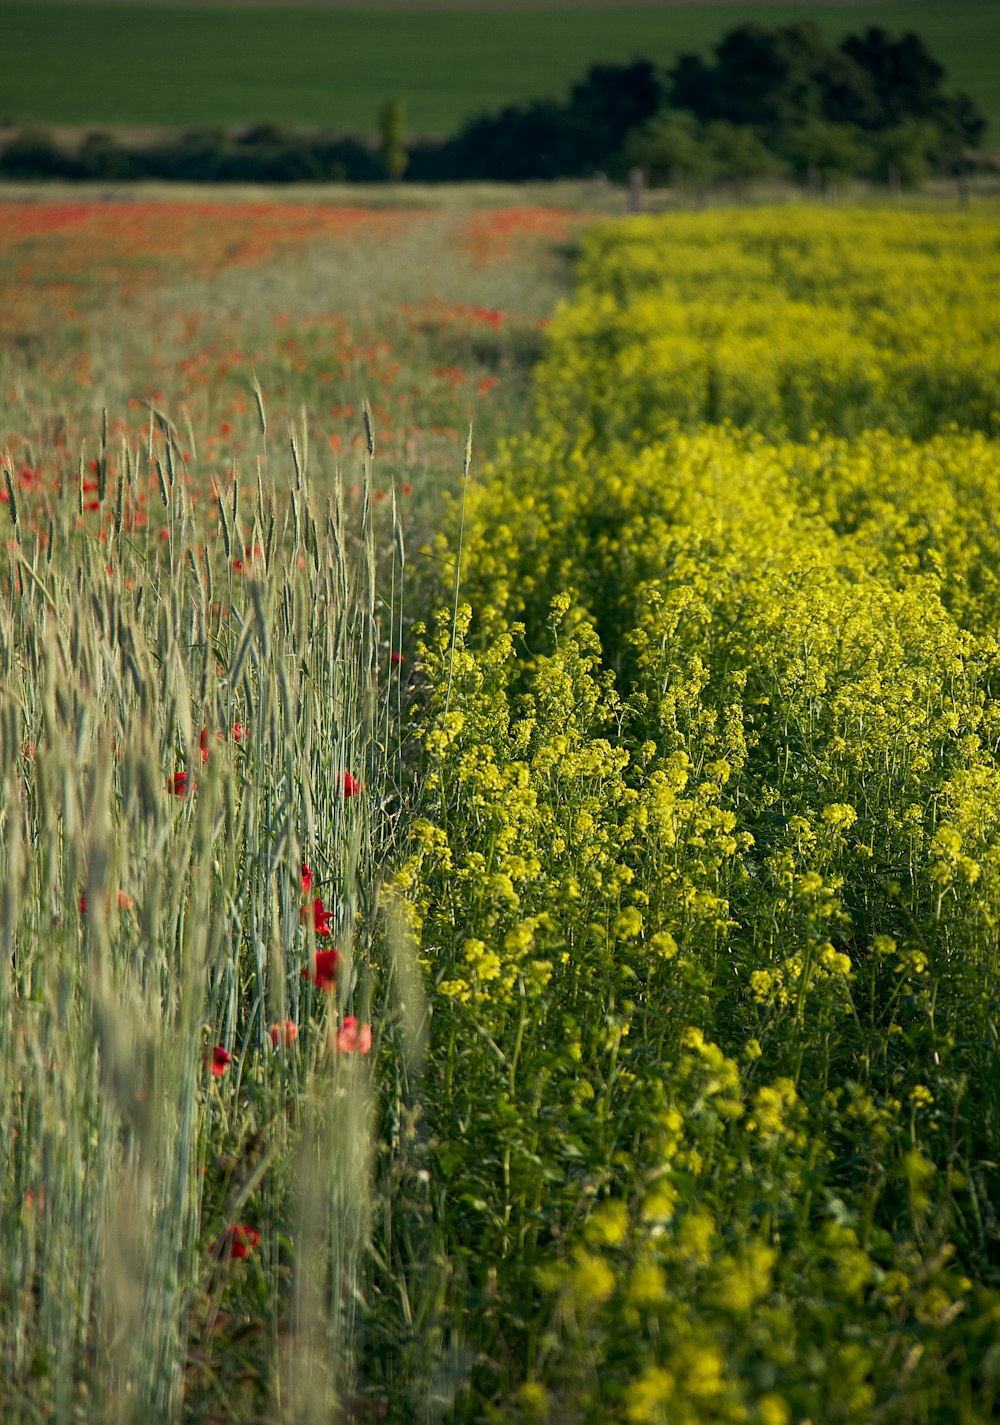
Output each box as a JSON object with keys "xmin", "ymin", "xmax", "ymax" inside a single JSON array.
[{"xmin": 0, "ymin": 17, "xmax": 994, "ymax": 190}]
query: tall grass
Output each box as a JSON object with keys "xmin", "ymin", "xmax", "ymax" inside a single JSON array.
[
  {"xmin": 0, "ymin": 383, "xmax": 411, "ymax": 1417},
  {"xmin": 0, "ymin": 196, "xmax": 587, "ymax": 1420}
]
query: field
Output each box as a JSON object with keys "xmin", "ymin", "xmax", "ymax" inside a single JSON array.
[
  {"xmin": 4, "ymin": 182, "xmax": 1000, "ymax": 1424},
  {"xmin": 1, "ymin": 1, "xmax": 998, "ymax": 141},
  {"xmin": 0, "ymin": 188, "xmax": 595, "ymax": 1423}
]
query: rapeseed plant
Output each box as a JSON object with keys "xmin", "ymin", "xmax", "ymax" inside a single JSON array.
[{"xmin": 398, "ymin": 204, "xmax": 1000, "ymax": 1421}]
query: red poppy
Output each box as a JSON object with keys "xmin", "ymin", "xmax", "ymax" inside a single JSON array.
[
  {"xmin": 312, "ymin": 896, "xmax": 332, "ymax": 937},
  {"xmin": 390, "ymin": 651, "xmax": 404, "ymax": 668},
  {"xmin": 301, "ymin": 863, "xmax": 313, "ymax": 895},
  {"xmin": 79, "ymin": 889, "xmax": 133, "ymax": 915},
  {"xmin": 339, "ymin": 772, "xmax": 361, "ymax": 798},
  {"xmin": 209, "ymin": 1045, "xmax": 232, "ymax": 1077},
  {"xmin": 303, "ymin": 948, "xmax": 340, "ymax": 990},
  {"xmin": 168, "ymin": 771, "xmax": 193, "ymax": 797},
  {"xmin": 217, "ymin": 1224, "xmax": 260, "ymax": 1260},
  {"xmin": 199, "ymin": 728, "xmax": 211, "ymax": 763},
  {"xmin": 270, "ymin": 1019, "xmax": 298, "ymax": 1048},
  {"xmin": 332, "ymin": 1016, "xmax": 373, "ymax": 1055},
  {"xmin": 232, "ymin": 720, "xmax": 248, "ymax": 743}
]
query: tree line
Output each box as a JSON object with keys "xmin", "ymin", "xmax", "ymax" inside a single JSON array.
[
  {"xmin": 0, "ymin": 24, "xmax": 989, "ymax": 187},
  {"xmin": 416, "ymin": 24, "xmax": 986, "ymax": 186}
]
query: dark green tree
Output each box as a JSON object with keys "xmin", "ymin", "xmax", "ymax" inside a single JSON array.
[
  {"xmin": 567, "ymin": 59, "xmax": 663, "ymax": 156},
  {"xmin": 874, "ymin": 120, "xmax": 939, "ymax": 186},
  {"xmin": 669, "ymin": 24, "xmax": 835, "ymax": 131},
  {"xmin": 378, "ymin": 99, "xmax": 408, "ymax": 181},
  {"xmin": 841, "ymin": 28, "xmax": 944, "ymax": 126},
  {"xmin": 669, "ymin": 23, "xmax": 986, "ymax": 135},
  {"xmin": 779, "ymin": 119, "xmax": 876, "ymax": 183},
  {"xmin": 420, "ymin": 100, "xmax": 585, "ymax": 181},
  {"xmin": 704, "ymin": 121, "xmax": 785, "ymax": 184}
]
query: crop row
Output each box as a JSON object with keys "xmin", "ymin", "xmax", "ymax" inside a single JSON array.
[
  {"xmin": 535, "ymin": 207, "xmax": 1000, "ymax": 443},
  {"xmin": 403, "ymin": 206, "xmax": 1000, "ymax": 1420}
]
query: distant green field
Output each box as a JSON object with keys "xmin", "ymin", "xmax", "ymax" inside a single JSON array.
[{"xmin": 1, "ymin": 1, "xmax": 997, "ymax": 142}]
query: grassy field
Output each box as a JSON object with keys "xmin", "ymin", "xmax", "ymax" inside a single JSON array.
[{"xmin": 1, "ymin": 1, "xmax": 997, "ymax": 141}]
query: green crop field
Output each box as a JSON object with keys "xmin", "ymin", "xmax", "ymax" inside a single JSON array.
[
  {"xmin": 4, "ymin": 184, "xmax": 1000, "ymax": 1422},
  {"xmin": 1, "ymin": 0, "xmax": 997, "ymax": 141}
]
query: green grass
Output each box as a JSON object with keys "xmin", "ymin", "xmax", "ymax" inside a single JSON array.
[{"xmin": 1, "ymin": 1, "xmax": 997, "ymax": 141}]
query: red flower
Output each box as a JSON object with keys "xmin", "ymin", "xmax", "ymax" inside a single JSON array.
[
  {"xmin": 270, "ymin": 1019, "xmax": 298, "ymax": 1048},
  {"xmin": 232, "ymin": 720, "xmax": 248, "ymax": 743},
  {"xmin": 199, "ymin": 728, "xmax": 211, "ymax": 763},
  {"xmin": 300, "ymin": 894, "xmax": 332, "ymax": 935},
  {"xmin": 209, "ymin": 1045, "xmax": 232, "ymax": 1077},
  {"xmin": 217, "ymin": 1224, "xmax": 260, "ymax": 1260},
  {"xmin": 301, "ymin": 863, "xmax": 313, "ymax": 895},
  {"xmin": 390, "ymin": 651, "xmax": 404, "ymax": 668},
  {"xmin": 332, "ymin": 1016, "xmax": 373, "ymax": 1055},
  {"xmin": 304, "ymin": 948, "xmax": 340, "ymax": 990},
  {"xmin": 339, "ymin": 772, "xmax": 361, "ymax": 798},
  {"xmin": 168, "ymin": 771, "xmax": 193, "ymax": 797},
  {"xmin": 79, "ymin": 889, "xmax": 133, "ymax": 915},
  {"xmin": 311, "ymin": 896, "xmax": 332, "ymax": 936}
]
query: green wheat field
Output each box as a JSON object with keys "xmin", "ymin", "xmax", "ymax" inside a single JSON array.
[{"xmin": 1, "ymin": 1, "xmax": 998, "ymax": 140}]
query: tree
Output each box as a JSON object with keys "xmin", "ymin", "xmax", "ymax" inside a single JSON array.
[
  {"xmin": 379, "ymin": 99, "xmax": 407, "ymax": 181},
  {"xmin": 874, "ymin": 120, "xmax": 938, "ymax": 187},
  {"xmin": 933, "ymin": 92, "xmax": 987, "ymax": 166},
  {"xmin": 841, "ymin": 28, "xmax": 944, "ymax": 127},
  {"xmin": 417, "ymin": 58, "xmax": 663, "ymax": 182},
  {"xmin": 623, "ymin": 115, "xmax": 718, "ymax": 188},
  {"xmin": 669, "ymin": 53, "xmax": 718, "ymax": 121},
  {"xmin": 704, "ymin": 121, "xmax": 784, "ymax": 184},
  {"xmin": 567, "ymin": 59, "xmax": 663, "ymax": 158},
  {"xmin": 779, "ymin": 120, "xmax": 876, "ymax": 183},
  {"xmin": 425, "ymin": 101, "xmax": 585, "ymax": 181},
  {"xmin": 817, "ymin": 49, "xmax": 881, "ymax": 129},
  {"xmin": 414, "ymin": 26, "xmax": 984, "ymax": 187},
  {"xmin": 669, "ymin": 23, "xmax": 834, "ymax": 132},
  {"xmin": 668, "ymin": 23, "xmax": 985, "ymax": 139}
]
